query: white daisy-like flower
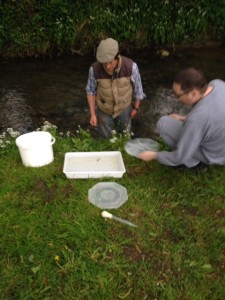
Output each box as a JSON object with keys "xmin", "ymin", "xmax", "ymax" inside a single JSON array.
[
  {"xmin": 10, "ymin": 131, "xmax": 20, "ymax": 138},
  {"xmin": 110, "ymin": 136, "xmax": 118, "ymax": 143}
]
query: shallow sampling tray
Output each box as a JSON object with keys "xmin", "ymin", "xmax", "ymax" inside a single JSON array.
[{"xmin": 63, "ymin": 151, "xmax": 126, "ymax": 179}]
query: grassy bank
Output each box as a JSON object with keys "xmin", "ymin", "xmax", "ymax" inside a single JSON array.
[
  {"xmin": 0, "ymin": 0, "xmax": 225, "ymax": 58},
  {"xmin": 0, "ymin": 123, "xmax": 224, "ymax": 299}
]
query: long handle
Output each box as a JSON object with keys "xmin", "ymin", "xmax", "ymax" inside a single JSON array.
[
  {"xmin": 112, "ymin": 215, "xmax": 137, "ymax": 227},
  {"xmin": 101, "ymin": 211, "xmax": 137, "ymax": 228}
]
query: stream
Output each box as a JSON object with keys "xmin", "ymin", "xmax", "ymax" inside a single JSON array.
[{"xmin": 0, "ymin": 46, "xmax": 225, "ymax": 137}]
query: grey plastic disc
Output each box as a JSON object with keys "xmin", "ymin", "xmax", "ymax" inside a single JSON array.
[
  {"xmin": 88, "ymin": 182, "xmax": 128, "ymax": 209},
  {"xmin": 124, "ymin": 138, "xmax": 159, "ymax": 158}
]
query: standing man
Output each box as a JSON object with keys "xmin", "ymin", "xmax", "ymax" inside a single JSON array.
[
  {"xmin": 86, "ymin": 38, "xmax": 145, "ymax": 138},
  {"xmin": 139, "ymin": 67, "xmax": 225, "ymax": 170}
]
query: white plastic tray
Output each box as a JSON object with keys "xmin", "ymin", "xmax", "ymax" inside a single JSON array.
[{"xmin": 63, "ymin": 151, "xmax": 126, "ymax": 179}]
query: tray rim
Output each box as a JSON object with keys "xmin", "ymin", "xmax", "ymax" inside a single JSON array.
[{"xmin": 63, "ymin": 151, "xmax": 126, "ymax": 177}]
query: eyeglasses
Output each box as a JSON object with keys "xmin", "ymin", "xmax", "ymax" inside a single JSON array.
[{"xmin": 173, "ymin": 89, "xmax": 191, "ymax": 99}]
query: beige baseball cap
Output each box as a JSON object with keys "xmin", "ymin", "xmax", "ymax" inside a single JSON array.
[{"xmin": 96, "ymin": 38, "xmax": 119, "ymax": 63}]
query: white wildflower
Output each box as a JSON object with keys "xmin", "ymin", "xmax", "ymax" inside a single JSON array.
[
  {"xmin": 10, "ymin": 131, "xmax": 20, "ymax": 138},
  {"xmin": 110, "ymin": 137, "xmax": 118, "ymax": 143},
  {"xmin": 41, "ymin": 120, "xmax": 57, "ymax": 131},
  {"xmin": 7, "ymin": 128, "xmax": 13, "ymax": 134},
  {"xmin": 0, "ymin": 133, "xmax": 6, "ymax": 139}
]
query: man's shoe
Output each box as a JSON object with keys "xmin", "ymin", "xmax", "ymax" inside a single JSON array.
[
  {"xmin": 189, "ymin": 162, "xmax": 208, "ymax": 172},
  {"xmin": 172, "ymin": 162, "xmax": 208, "ymax": 172}
]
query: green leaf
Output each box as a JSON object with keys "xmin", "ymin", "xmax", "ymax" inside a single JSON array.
[
  {"xmin": 201, "ymin": 263, "xmax": 212, "ymax": 270},
  {"xmin": 31, "ymin": 264, "xmax": 41, "ymax": 274},
  {"xmin": 28, "ymin": 254, "xmax": 34, "ymax": 263}
]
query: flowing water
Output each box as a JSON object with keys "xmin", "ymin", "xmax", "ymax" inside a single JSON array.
[{"xmin": 0, "ymin": 46, "xmax": 225, "ymax": 137}]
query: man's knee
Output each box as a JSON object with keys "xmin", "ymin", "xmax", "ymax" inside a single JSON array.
[{"xmin": 157, "ymin": 116, "xmax": 170, "ymax": 134}]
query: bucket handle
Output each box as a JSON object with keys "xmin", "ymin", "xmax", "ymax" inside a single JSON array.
[{"xmin": 50, "ymin": 137, "xmax": 56, "ymax": 145}]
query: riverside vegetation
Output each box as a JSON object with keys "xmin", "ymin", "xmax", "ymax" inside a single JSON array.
[
  {"xmin": 0, "ymin": 121, "xmax": 224, "ymax": 299},
  {"xmin": 0, "ymin": 0, "xmax": 225, "ymax": 58}
]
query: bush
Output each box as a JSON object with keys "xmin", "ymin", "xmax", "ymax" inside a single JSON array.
[{"xmin": 0, "ymin": 0, "xmax": 224, "ymax": 58}]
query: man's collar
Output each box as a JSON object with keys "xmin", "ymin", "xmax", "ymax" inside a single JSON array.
[{"xmin": 103, "ymin": 56, "xmax": 121, "ymax": 77}]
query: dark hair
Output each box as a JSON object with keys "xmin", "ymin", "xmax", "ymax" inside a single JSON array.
[
  {"xmin": 174, "ymin": 67, "xmax": 208, "ymax": 92},
  {"xmin": 114, "ymin": 51, "xmax": 120, "ymax": 60}
]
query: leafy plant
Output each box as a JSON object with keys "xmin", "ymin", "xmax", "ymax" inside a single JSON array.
[{"xmin": 0, "ymin": 0, "xmax": 224, "ymax": 57}]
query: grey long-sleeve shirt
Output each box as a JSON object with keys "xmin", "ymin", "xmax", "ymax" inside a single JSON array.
[{"xmin": 157, "ymin": 79, "xmax": 225, "ymax": 166}]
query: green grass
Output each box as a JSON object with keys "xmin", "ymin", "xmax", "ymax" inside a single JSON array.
[{"xmin": 0, "ymin": 126, "xmax": 224, "ymax": 300}]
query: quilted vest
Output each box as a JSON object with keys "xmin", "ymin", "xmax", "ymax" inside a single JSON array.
[{"xmin": 92, "ymin": 56, "xmax": 133, "ymax": 117}]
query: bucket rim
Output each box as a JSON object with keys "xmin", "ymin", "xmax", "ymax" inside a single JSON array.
[{"xmin": 16, "ymin": 131, "xmax": 55, "ymax": 149}]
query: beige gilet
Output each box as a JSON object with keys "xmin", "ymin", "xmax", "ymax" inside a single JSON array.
[{"xmin": 92, "ymin": 56, "xmax": 133, "ymax": 118}]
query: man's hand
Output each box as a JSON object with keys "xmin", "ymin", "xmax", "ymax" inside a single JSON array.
[
  {"xmin": 138, "ymin": 151, "xmax": 157, "ymax": 161},
  {"xmin": 131, "ymin": 109, "xmax": 138, "ymax": 118},
  {"xmin": 131, "ymin": 100, "xmax": 141, "ymax": 118},
  {"xmin": 169, "ymin": 113, "xmax": 186, "ymax": 121},
  {"xmin": 87, "ymin": 94, "xmax": 97, "ymax": 126},
  {"xmin": 90, "ymin": 114, "xmax": 98, "ymax": 126}
]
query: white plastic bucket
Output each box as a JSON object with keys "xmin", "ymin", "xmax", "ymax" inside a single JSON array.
[{"xmin": 16, "ymin": 131, "xmax": 56, "ymax": 167}]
